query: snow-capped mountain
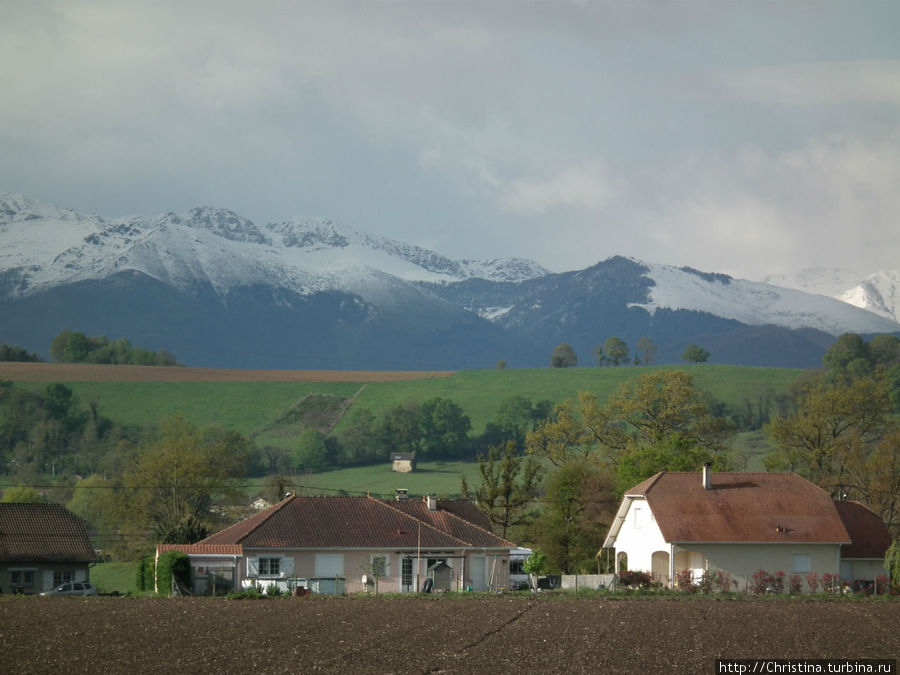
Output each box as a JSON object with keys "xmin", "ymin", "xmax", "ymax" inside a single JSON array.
[
  {"xmin": 1, "ymin": 193, "xmax": 898, "ymax": 370},
  {"xmin": 0, "ymin": 193, "xmax": 548, "ymax": 302},
  {"xmin": 838, "ymin": 270, "xmax": 900, "ymax": 323},
  {"xmin": 633, "ymin": 264, "xmax": 898, "ymax": 336},
  {"xmin": 763, "ymin": 267, "xmax": 900, "ymax": 323}
]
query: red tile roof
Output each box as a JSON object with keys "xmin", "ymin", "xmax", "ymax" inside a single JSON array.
[
  {"xmin": 626, "ymin": 472, "xmax": 851, "ymax": 544},
  {"xmin": 156, "ymin": 544, "xmax": 243, "ymax": 556},
  {"xmin": 834, "ymin": 500, "xmax": 892, "ymax": 559},
  {"xmin": 199, "ymin": 495, "xmax": 514, "ymax": 550},
  {"xmin": 0, "ymin": 503, "xmax": 98, "ymax": 563}
]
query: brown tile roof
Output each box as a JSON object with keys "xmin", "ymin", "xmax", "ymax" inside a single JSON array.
[
  {"xmin": 156, "ymin": 544, "xmax": 243, "ymax": 556},
  {"xmin": 0, "ymin": 503, "xmax": 98, "ymax": 563},
  {"xmin": 199, "ymin": 495, "xmax": 514, "ymax": 550},
  {"xmin": 387, "ymin": 499, "xmax": 516, "ymax": 548},
  {"xmin": 834, "ymin": 500, "xmax": 892, "ymax": 559},
  {"xmin": 627, "ymin": 471, "xmax": 851, "ymax": 544}
]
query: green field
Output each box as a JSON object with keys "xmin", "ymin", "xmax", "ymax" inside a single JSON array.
[
  {"xmin": 10, "ymin": 365, "xmax": 804, "ymax": 496},
  {"xmin": 18, "ymin": 365, "xmax": 803, "ymax": 437}
]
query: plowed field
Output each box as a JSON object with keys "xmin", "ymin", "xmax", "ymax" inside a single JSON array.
[
  {"xmin": 0, "ymin": 362, "xmax": 453, "ymax": 382},
  {"xmin": 1, "ymin": 595, "xmax": 897, "ymax": 674}
]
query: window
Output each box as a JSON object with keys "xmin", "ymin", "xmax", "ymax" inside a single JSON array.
[
  {"xmin": 53, "ymin": 570, "xmax": 74, "ymax": 587},
  {"xmin": 371, "ymin": 555, "xmax": 389, "ymax": 578},
  {"xmin": 633, "ymin": 505, "xmax": 642, "ymax": 529},
  {"xmin": 792, "ymin": 554, "xmax": 811, "ymax": 574},
  {"xmin": 401, "ymin": 558, "xmax": 413, "ymax": 587},
  {"xmin": 259, "ymin": 558, "xmax": 280, "ymax": 576}
]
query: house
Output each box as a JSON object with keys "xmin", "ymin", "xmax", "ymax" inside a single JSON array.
[
  {"xmin": 0, "ymin": 503, "xmax": 99, "ymax": 594},
  {"xmin": 603, "ymin": 467, "xmax": 891, "ymax": 592},
  {"xmin": 390, "ymin": 453, "xmax": 416, "ymax": 473},
  {"xmin": 834, "ymin": 500, "xmax": 893, "ymax": 592},
  {"xmin": 162, "ymin": 493, "xmax": 516, "ymax": 595}
]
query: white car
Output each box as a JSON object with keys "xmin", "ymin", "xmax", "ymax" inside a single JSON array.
[{"xmin": 39, "ymin": 581, "xmax": 99, "ymax": 596}]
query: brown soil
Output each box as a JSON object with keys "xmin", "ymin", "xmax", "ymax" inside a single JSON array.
[
  {"xmin": 1, "ymin": 595, "xmax": 897, "ymax": 674},
  {"xmin": 0, "ymin": 362, "xmax": 454, "ymax": 383}
]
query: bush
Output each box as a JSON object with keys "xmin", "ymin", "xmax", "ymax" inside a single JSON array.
[
  {"xmin": 770, "ymin": 571, "xmax": 785, "ymax": 594},
  {"xmin": 675, "ymin": 569, "xmax": 696, "ymax": 593},
  {"xmin": 712, "ymin": 570, "xmax": 736, "ymax": 593},
  {"xmin": 822, "ymin": 572, "xmax": 840, "ymax": 594},
  {"xmin": 750, "ymin": 569, "xmax": 772, "ymax": 595},
  {"xmin": 156, "ymin": 551, "xmax": 190, "ymax": 596},
  {"xmin": 618, "ymin": 570, "xmax": 652, "ymax": 589},
  {"xmin": 265, "ymin": 584, "xmax": 283, "ymax": 597},
  {"xmin": 136, "ymin": 555, "xmax": 156, "ymax": 593},
  {"xmin": 805, "ymin": 572, "xmax": 820, "ymax": 593},
  {"xmin": 789, "ymin": 574, "xmax": 802, "ymax": 594}
]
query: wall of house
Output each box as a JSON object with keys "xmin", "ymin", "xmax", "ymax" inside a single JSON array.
[
  {"xmin": 1, "ymin": 562, "xmax": 89, "ymax": 594},
  {"xmin": 610, "ymin": 497, "xmax": 668, "ymax": 576},
  {"xmin": 685, "ymin": 543, "xmax": 841, "ymax": 592},
  {"xmin": 238, "ymin": 549, "xmax": 511, "ymax": 594},
  {"xmin": 841, "ymin": 559, "xmax": 885, "ymax": 585}
]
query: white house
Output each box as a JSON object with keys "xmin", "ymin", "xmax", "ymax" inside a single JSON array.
[{"xmin": 603, "ymin": 467, "xmax": 891, "ymax": 592}]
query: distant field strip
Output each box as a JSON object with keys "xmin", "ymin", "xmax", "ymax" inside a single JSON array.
[{"xmin": 0, "ymin": 362, "xmax": 455, "ymax": 382}]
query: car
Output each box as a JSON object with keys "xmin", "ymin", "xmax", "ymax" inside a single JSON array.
[{"xmin": 39, "ymin": 581, "xmax": 99, "ymax": 596}]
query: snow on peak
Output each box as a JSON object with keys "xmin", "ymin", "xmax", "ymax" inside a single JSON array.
[
  {"xmin": 631, "ymin": 262, "xmax": 900, "ymax": 336},
  {"xmin": 839, "ymin": 269, "xmax": 900, "ymax": 322},
  {"xmin": 0, "ymin": 193, "xmax": 547, "ymax": 300}
]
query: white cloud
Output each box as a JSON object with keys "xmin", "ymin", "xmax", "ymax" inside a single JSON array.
[{"xmin": 712, "ymin": 61, "xmax": 900, "ymax": 107}]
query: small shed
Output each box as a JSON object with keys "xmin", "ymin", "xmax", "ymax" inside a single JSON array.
[
  {"xmin": 428, "ymin": 561, "xmax": 453, "ymax": 591},
  {"xmin": 391, "ymin": 452, "xmax": 417, "ymax": 473}
]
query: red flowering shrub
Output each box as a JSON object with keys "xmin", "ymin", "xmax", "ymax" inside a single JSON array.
[
  {"xmin": 750, "ymin": 569, "xmax": 772, "ymax": 595},
  {"xmin": 805, "ymin": 572, "xmax": 820, "ymax": 593},
  {"xmin": 789, "ymin": 574, "xmax": 802, "ymax": 594},
  {"xmin": 675, "ymin": 569, "xmax": 696, "ymax": 593},
  {"xmin": 712, "ymin": 570, "xmax": 736, "ymax": 593}
]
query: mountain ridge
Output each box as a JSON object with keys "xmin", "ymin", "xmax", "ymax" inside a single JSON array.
[{"xmin": 1, "ymin": 193, "xmax": 898, "ymax": 369}]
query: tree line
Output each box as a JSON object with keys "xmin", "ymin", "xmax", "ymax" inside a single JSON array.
[{"xmin": 550, "ymin": 337, "xmax": 709, "ymax": 368}]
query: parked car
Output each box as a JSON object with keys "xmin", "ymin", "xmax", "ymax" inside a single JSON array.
[{"xmin": 39, "ymin": 581, "xmax": 98, "ymax": 596}]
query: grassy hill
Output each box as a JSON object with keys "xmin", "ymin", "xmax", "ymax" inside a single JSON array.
[
  {"xmin": 5, "ymin": 363, "xmax": 805, "ymax": 495},
  {"xmin": 11, "ymin": 364, "xmax": 803, "ymax": 435}
]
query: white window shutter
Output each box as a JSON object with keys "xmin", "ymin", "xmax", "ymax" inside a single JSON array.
[
  {"xmin": 281, "ymin": 557, "xmax": 294, "ymax": 578},
  {"xmin": 247, "ymin": 557, "xmax": 259, "ymax": 577},
  {"xmin": 74, "ymin": 568, "xmax": 87, "ymax": 582},
  {"xmin": 42, "ymin": 570, "xmax": 54, "ymax": 591}
]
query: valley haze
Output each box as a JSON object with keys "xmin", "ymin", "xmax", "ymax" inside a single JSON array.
[{"xmin": 1, "ymin": 193, "xmax": 898, "ymax": 371}]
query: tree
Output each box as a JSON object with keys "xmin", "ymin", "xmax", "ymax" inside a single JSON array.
[
  {"xmin": 293, "ymin": 429, "xmax": 329, "ymax": 472},
  {"xmin": 682, "ymin": 344, "xmax": 710, "ymax": 364},
  {"xmin": 1, "ymin": 485, "xmax": 44, "ymax": 503},
  {"xmin": 532, "ymin": 459, "xmax": 618, "ymax": 574},
  {"xmin": 603, "ymin": 337, "xmax": 629, "ymax": 366},
  {"xmin": 420, "ymin": 397, "xmax": 471, "ymax": 459},
  {"xmin": 765, "ymin": 374, "xmax": 892, "ymax": 489},
  {"xmin": 634, "ymin": 337, "xmax": 657, "ymax": 366},
  {"xmin": 550, "ymin": 343, "xmax": 578, "ymax": 368},
  {"xmin": 522, "ymin": 550, "xmax": 547, "ymax": 590},
  {"xmin": 823, "ymin": 333, "xmax": 870, "ymax": 374},
  {"xmin": 460, "ymin": 440, "xmax": 541, "ymax": 539},
  {"xmin": 121, "ymin": 416, "xmax": 248, "ymax": 545},
  {"xmin": 378, "ymin": 404, "xmax": 423, "ymax": 456},
  {"xmin": 605, "ymin": 370, "xmax": 735, "ymax": 455}
]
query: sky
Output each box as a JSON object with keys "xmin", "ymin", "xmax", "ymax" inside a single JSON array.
[{"xmin": 2, "ymin": 1, "xmax": 899, "ymax": 280}]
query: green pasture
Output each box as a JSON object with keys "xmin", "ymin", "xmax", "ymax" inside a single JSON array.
[
  {"xmin": 262, "ymin": 459, "xmax": 484, "ymax": 500},
  {"xmin": 14, "ymin": 364, "xmax": 803, "ymax": 439}
]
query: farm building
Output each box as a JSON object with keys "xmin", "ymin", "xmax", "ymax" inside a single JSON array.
[
  {"xmin": 161, "ymin": 492, "xmax": 515, "ymax": 595},
  {"xmin": 603, "ymin": 467, "xmax": 892, "ymax": 592},
  {"xmin": 390, "ymin": 452, "xmax": 416, "ymax": 473},
  {"xmin": 0, "ymin": 503, "xmax": 99, "ymax": 594}
]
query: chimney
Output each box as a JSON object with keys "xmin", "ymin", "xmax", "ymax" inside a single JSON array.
[
  {"xmin": 702, "ymin": 463, "xmax": 712, "ymax": 490},
  {"xmin": 425, "ymin": 494, "xmax": 438, "ymax": 511},
  {"xmin": 395, "ymin": 488, "xmax": 408, "ymax": 501}
]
